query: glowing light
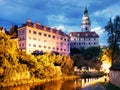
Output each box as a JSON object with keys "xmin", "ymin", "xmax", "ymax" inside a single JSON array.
[
  {"xmin": 101, "ymin": 49, "xmax": 112, "ymax": 73},
  {"xmin": 101, "ymin": 62, "xmax": 111, "ymax": 73}
]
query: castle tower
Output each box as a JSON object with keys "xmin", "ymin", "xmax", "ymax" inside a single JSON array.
[{"xmin": 81, "ymin": 7, "xmax": 91, "ymax": 32}]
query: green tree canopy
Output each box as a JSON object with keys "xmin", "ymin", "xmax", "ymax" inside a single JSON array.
[{"xmin": 105, "ymin": 16, "xmax": 120, "ymax": 64}]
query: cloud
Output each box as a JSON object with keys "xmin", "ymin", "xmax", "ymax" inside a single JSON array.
[
  {"xmin": 91, "ymin": 26, "xmax": 104, "ymax": 35},
  {"xmin": 91, "ymin": 26, "xmax": 107, "ymax": 46}
]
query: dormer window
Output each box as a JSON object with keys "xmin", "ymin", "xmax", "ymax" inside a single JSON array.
[
  {"xmin": 78, "ymin": 34, "xmax": 79, "ymax": 36},
  {"xmin": 86, "ymin": 34, "xmax": 88, "ymax": 36}
]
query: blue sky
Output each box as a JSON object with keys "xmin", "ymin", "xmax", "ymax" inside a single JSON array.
[{"xmin": 0, "ymin": 0, "xmax": 120, "ymax": 46}]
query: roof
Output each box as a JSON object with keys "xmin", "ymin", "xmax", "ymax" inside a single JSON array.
[
  {"xmin": 19, "ymin": 19, "xmax": 68, "ymax": 37},
  {"xmin": 0, "ymin": 27, "xmax": 3, "ymax": 30},
  {"xmin": 69, "ymin": 31, "xmax": 99, "ymax": 38},
  {"xmin": 110, "ymin": 62, "xmax": 120, "ymax": 71}
]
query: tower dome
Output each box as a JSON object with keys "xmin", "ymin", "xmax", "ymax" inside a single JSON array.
[{"xmin": 81, "ymin": 7, "xmax": 91, "ymax": 32}]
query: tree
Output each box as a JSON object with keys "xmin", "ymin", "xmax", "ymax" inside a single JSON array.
[
  {"xmin": 105, "ymin": 16, "xmax": 120, "ymax": 64},
  {"xmin": 9, "ymin": 25, "xmax": 18, "ymax": 38}
]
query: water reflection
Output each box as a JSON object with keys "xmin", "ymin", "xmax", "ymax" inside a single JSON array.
[{"xmin": 0, "ymin": 78, "xmax": 100, "ymax": 90}]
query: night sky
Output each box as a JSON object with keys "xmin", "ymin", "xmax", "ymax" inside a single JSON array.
[{"xmin": 0, "ymin": 0, "xmax": 120, "ymax": 45}]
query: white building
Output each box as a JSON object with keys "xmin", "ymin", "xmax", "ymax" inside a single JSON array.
[
  {"xmin": 18, "ymin": 19, "xmax": 70, "ymax": 55},
  {"xmin": 69, "ymin": 7, "xmax": 99, "ymax": 48}
]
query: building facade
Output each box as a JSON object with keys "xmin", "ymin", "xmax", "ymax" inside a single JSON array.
[
  {"xmin": 18, "ymin": 19, "xmax": 70, "ymax": 55},
  {"xmin": 69, "ymin": 8, "xmax": 99, "ymax": 48},
  {"xmin": 109, "ymin": 62, "xmax": 120, "ymax": 88}
]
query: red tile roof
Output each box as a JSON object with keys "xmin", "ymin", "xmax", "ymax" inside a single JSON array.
[
  {"xmin": 69, "ymin": 31, "xmax": 99, "ymax": 38},
  {"xmin": 19, "ymin": 20, "xmax": 69, "ymax": 37}
]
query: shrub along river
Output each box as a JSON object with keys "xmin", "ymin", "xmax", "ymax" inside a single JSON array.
[{"xmin": 0, "ymin": 77, "xmax": 102, "ymax": 90}]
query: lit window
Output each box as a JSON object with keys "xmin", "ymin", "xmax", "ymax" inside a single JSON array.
[
  {"xmin": 44, "ymin": 46, "xmax": 46, "ymax": 48},
  {"xmin": 33, "ymin": 44, "xmax": 36, "ymax": 47},
  {"xmin": 33, "ymin": 38, "xmax": 36, "ymax": 40},
  {"xmin": 39, "ymin": 45, "xmax": 41, "ymax": 48}
]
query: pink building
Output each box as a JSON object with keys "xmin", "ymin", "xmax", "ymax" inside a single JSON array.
[{"xmin": 18, "ymin": 19, "xmax": 70, "ymax": 55}]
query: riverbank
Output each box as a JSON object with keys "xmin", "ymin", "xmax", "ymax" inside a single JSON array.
[{"xmin": 0, "ymin": 75, "xmax": 80, "ymax": 87}]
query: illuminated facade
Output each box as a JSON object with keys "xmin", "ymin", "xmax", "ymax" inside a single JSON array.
[
  {"xmin": 18, "ymin": 19, "xmax": 70, "ymax": 55},
  {"xmin": 69, "ymin": 8, "xmax": 99, "ymax": 48}
]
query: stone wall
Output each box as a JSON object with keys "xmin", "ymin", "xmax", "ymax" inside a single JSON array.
[{"xmin": 109, "ymin": 70, "xmax": 120, "ymax": 88}]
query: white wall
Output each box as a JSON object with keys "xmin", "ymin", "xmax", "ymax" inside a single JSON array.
[{"xmin": 109, "ymin": 70, "xmax": 120, "ymax": 88}]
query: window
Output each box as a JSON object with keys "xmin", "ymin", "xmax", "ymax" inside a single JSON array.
[
  {"xmin": 29, "ymin": 30, "xmax": 31, "ymax": 33},
  {"xmin": 48, "ymin": 35, "xmax": 51, "ymax": 37},
  {"xmin": 39, "ymin": 32, "xmax": 41, "ymax": 35},
  {"xmin": 29, "ymin": 44, "xmax": 31, "ymax": 46},
  {"xmin": 94, "ymin": 42, "xmax": 96, "ymax": 45},
  {"xmin": 53, "ymin": 36, "xmax": 55, "ymax": 38},
  {"xmin": 64, "ymin": 38, "xmax": 66, "ymax": 41},
  {"xmin": 33, "ymin": 38, "xmax": 36, "ymax": 40},
  {"xmin": 57, "ymin": 48, "xmax": 59, "ymax": 50},
  {"xmin": 44, "ymin": 33, "xmax": 47, "ymax": 36},
  {"xmin": 39, "ymin": 45, "xmax": 41, "ymax": 48},
  {"xmin": 22, "ymin": 43, "xmax": 24, "ymax": 46},
  {"xmin": 33, "ymin": 31, "xmax": 36, "ymax": 34},
  {"xmin": 19, "ymin": 44, "xmax": 21, "ymax": 47},
  {"xmin": 53, "ymin": 47, "xmax": 55, "ymax": 49},
  {"xmin": 89, "ymin": 42, "xmax": 90, "ymax": 45},
  {"xmin": 44, "ymin": 40, "xmax": 47, "ymax": 42},
  {"xmin": 60, "ymin": 43, "xmax": 63, "ymax": 45},
  {"xmin": 29, "ymin": 37, "xmax": 31, "ymax": 39},
  {"xmin": 64, "ymin": 49, "xmax": 66, "ymax": 51},
  {"xmin": 33, "ymin": 44, "xmax": 36, "ymax": 47},
  {"xmin": 61, "ymin": 48, "xmax": 63, "ymax": 51},
  {"xmin": 48, "ymin": 47, "xmax": 51, "ymax": 49},
  {"xmin": 60, "ymin": 37, "xmax": 63, "ymax": 40},
  {"xmin": 44, "ymin": 46, "xmax": 46, "ymax": 48},
  {"xmin": 94, "ymin": 38, "xmax": 96, "ymax": 40}
]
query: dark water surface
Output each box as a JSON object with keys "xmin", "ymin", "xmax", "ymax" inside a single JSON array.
[{"xmin": 0, "ymin": 78, "xmax": 99, "ymax": 90}]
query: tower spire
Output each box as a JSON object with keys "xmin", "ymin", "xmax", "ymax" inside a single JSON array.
[
  {"xmin": 84, "ymin": 6, "xmax": 88, "ymax": 15},
  {"xmin": 81, "ymin": 7, "xmax": 91, "ymax": 32}
]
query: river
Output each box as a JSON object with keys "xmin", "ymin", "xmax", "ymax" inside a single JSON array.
[{"xmin": 0, "ymin": 77, "xmax": 103, "ymax": 90}]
